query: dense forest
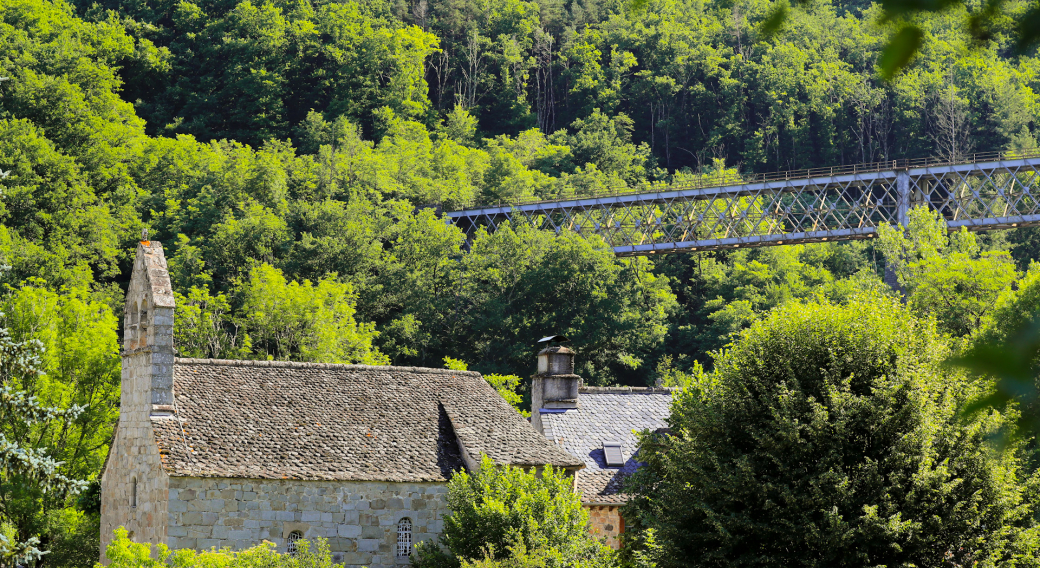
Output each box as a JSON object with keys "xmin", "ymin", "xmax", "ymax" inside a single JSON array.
[{"xmin": 6, "ymin": 0, "xmax": 1040, "ymax": 562}]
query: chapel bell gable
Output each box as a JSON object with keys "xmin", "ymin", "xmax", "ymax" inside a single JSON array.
[{"xmin": 122, "ymin": 232, "xmax": 177, "ymax": 413}]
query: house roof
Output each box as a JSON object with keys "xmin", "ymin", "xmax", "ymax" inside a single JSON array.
[
  {"xmin": 150, "ymin": 358, "xmax": 583, "ymax": 482},
  {"xmin": 540, "ymin": 387, "xmax": 673, "ymax": 504}
]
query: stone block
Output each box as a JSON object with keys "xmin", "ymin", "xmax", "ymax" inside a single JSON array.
[
  {"xmin": 212, "ymin": 526, "xmax": 230, "ymax": 539},
  {"xmin": 302, "ymin": 511, "xmax": 321, "ymax": 523},
  {"xmin": 201, "ymin": 512, "xmax": 218, "ymax": 526},
  {"xmin": 338, "ymin": 525, "xmax": 362, "ymax": 538},
  {"xmin": 198, "ymin": 539, "xmax": 221, "ymax": 550},
  {"xmin": 387, "ymin": 498, "xmax": 403, "ymax": 510},
  {"xmin": 358, "ymin": 539, "xmax": 380, "ymax": 553},
  {"xmin": 228, "ymin": 530, "xmax": 253, "ymax": 540},
  {"xmin": 341, "ymin": 552, "xmax": 368, "ymax": 565},
  {"xmin": 276, "ymin": 511, "xmax": 295, "ymax": 522},
  {"xmin": 169, "ymin": 499, "xmax": 188, "ymax": 513},
  {"xmin": 182, "ymin": 512, "xmax": 203, "ymax": 525},
  {"xmin": 170, "ymin": 537, "xmax": 197, "ymax": 549},
  {"xmin": 168, "ymin": 526, "xmax": 188, "ymax": 538},
  {"xmin": 361, "ymin": 525, "xmax": 382, "ymax": 538}
]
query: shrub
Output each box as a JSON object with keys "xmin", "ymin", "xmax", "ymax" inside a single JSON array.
[
  {"xmin": 101, "ymin": 527, "xmax": 333, "ymax": 568},
  {"xmin": 413, "ymin": 456, "xmax": 614, "ymax": 568}
]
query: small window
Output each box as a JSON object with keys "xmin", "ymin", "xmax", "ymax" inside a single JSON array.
[
  {"xmin": 397, "ymin": 518, "xmax": 412, "ymax": 557},
  {"xmin": 287, "ymin": 531, "xmax": 303, "ymax": 556},
  {"xmin": 602, "ymin": 442, "xmax": 624, "ymax": 467},
  {"xmin": 131, "ymin": 477, "xmax": 138, "ymax": 508}
]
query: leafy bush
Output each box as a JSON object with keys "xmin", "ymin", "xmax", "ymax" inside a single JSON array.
[
  {"xmin": 413, "ymin": 456, "xmax": 614, "ymax": 568},
  {"xmin": 102, "ymin": 527, "xmax": 332, "ymax": 568},
  {"xmin": 626, "ymin": 297, "xmax": 1040, "ymax": 568}
]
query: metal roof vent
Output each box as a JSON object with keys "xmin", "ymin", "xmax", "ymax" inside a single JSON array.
[{"xmin": 602, "ymin": 441, "xmax": 624, "ymax": 467}]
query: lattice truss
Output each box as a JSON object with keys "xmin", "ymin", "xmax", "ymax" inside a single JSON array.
[
  {"xmin": 909, "ymin": 163, "xmax": 1040, "ymax": 231},
  {"xmin": 446, "ymin": 158, "xmax": 1040, "ymax": 256}
]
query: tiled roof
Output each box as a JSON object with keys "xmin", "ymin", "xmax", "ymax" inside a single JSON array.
[
  {"xmin": 151, "ymin": 359, "xmax": 582, "ymax": 481},
  {"xmin": 540, "ymin": 387, "xmax": 673, "ymax": 504}
]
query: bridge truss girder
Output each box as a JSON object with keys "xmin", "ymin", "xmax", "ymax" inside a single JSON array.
[{"xmin": 445, "ymin": 158, "xmax": 1040, "ymax": 256}]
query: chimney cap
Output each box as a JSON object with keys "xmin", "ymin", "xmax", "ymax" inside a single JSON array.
[
  {"xmin": 537, "ymin": 334, "xmax": 569, "ymax": 344},
  {"xmin": 538, "ymin": 345, "xmax": 574, "ymax": 356}
]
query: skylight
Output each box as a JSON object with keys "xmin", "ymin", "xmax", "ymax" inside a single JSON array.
[{"xmin": 602, "ymin": 441, "xmax": 625, "ymax": 467}]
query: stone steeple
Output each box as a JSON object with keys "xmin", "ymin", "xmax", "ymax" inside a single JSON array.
[{"xmin": 122, "ymin": 235, "xmax": 176, "ymax": 417}]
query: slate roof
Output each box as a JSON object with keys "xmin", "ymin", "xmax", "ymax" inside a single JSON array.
[
  {"xmin": 540, "ymin": 387, "xmax": 673, "ymax": 504},
  {"xmin": 151, "ymin": 359, "xmax": 583, "ymax": 482}
]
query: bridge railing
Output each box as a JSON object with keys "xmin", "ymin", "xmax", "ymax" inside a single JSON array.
[{"xmin": 445, "ymin": 148, "xmax": 1040, "ymax": 213}]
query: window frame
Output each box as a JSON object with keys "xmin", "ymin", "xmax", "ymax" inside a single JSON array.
[{"xmin": 396, "ymin": 518, "xmax": 413, "ymax": 558}]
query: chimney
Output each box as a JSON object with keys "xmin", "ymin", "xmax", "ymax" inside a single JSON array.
[
  {"xmin": 122, "ymin": 234, "xmax": 177, "ymax": 419},
  {"xmin": 530, "ymin": 335, "xmax": 581, "ymax": 434}
]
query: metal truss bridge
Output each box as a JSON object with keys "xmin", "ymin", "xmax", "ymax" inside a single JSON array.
[{"xmin": 445, "ymin": 151, "xmax": 1040, "ymax": 256}]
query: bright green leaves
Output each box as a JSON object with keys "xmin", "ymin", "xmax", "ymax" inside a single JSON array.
[
  {"xmin": 956, "ymin": 267, "xmax": 1040, "ymax": 445},
  {"xmin": 0, "ymin": 285, "xmax": 106, "ymax": 565},
  {"xmin": 104, "ymin": 527, "xmax": 336, "ymax": 568},
  {"xmin": 174, "ymin": 264, "xmax": 388, "ymax": 364},
  {"xmin": 879, "ymin": 207, "xmax": 1018, "ymax": 337},
  {"xmin": 415, "ymin": 456, "xmax": 610, "ymax": 568},
  {"xmin": 237, "ymin": 263, "xmax": 387, "ymax": 364},
  {"xmin": 442, "ymin": 357, "xmax": 528, "ymax": 416}
]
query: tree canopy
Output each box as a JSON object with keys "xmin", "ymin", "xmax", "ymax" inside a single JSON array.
[{"xmin": 626, "ymin": 298, "xmax": 1040, "ymax": 567}]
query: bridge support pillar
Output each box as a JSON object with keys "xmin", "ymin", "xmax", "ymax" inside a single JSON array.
[{"xmin": 896, "ymin": 169, "xmax": 910, "ymax": 227}]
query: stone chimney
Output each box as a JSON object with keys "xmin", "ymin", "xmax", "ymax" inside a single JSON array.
[
  {"xmin": 530, "ymin": 337, "xmax": 582, "ymax": 434},
  {"xmin": 122, "ymin": 235, "xmax": 176, "ymax": 418}
]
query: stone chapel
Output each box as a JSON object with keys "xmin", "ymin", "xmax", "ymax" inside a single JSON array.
[{"xmin": 99, "ymin": 238, "xmax": 583, "ymax": 566}]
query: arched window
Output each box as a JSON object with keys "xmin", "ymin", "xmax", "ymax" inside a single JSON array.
[
  {"xmin": 287, "ymin": 531, "xmax": 303, "ymax": 556},
  {"xmin": 396, "ymin": 518, "xmax": 412, "ymax": 557},
  {"xmin": 130, "ymin": 477, "xmax": 138, "ymax": 508}
]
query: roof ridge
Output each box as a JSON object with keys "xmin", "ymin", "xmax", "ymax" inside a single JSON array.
[
  {"xmin": 579, "ymin": 386, "xmax": 677, "ymax": 394},
  {"xmin": 174, "ymin": 357, "xmax": 483, "ymax": 377}
]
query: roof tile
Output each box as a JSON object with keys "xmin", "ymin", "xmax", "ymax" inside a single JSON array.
[{"xmin": 151, "ymin": 359, "xmax": 582, "ymax": 481}]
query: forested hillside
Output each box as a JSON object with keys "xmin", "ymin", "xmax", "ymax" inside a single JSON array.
[{"xmin": 5, "ymin": 0, "xmax": 1040, "ymax": 561}]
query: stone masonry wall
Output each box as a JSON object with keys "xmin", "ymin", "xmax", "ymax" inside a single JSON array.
[
  {"xmin": 167, "ymin": 477, "xmax": 449, "ymax": 568},
  {"xmin": 586, "ymin": 506, "xmax": 623, "ymax": 549},
  {"xmin": 99, "ymin": 353, "xmax": 172, "ymax": 559},
  {"xmin": 100, "ymin": 240, "xmax": 177, "ymax": 561}
]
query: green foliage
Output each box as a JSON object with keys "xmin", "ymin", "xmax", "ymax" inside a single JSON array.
[
  {"xmin": 880, "ymin": 207, "xmax": 1019, "ymax": 336},
  {"xmin": 484, "ymin": 374, "xmax": 527, "ymax": 417},
  {"xmin": 104, "ymin": 527, "xmax": 333, "ymax": 568},
  {"xmin": 626, "ymin": 298, "xmax": 1040, "ymax": 567},
  {"xmin": 0, "ymin": 303, "xmax": 91, "ymax": 565},
  {"xmin": 235, "ymin": 264, "xmax": 388, "ymax": 364},
  {"xmin": 443, "ymin": 358, "xmax": 529, "ymax": 418},
  {"xmin": 414, "ymin": 456, "xmax": 613, "ymax": 568},
  {"xmin": 954, "ymin": 267, "xmax": 1040, "ymax": 444},
  {"xmin": 653, "ymin": 241, "xmax": 885, "ymax": 367}
]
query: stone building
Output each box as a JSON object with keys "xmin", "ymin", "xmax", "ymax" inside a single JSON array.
[
  {"xmin": 100, "ymin": 238, "xmax": 583, "ymax": 566},
  {"xmin": 529, "ymin": 344, "xmax": 672, "ymax": 548}
]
